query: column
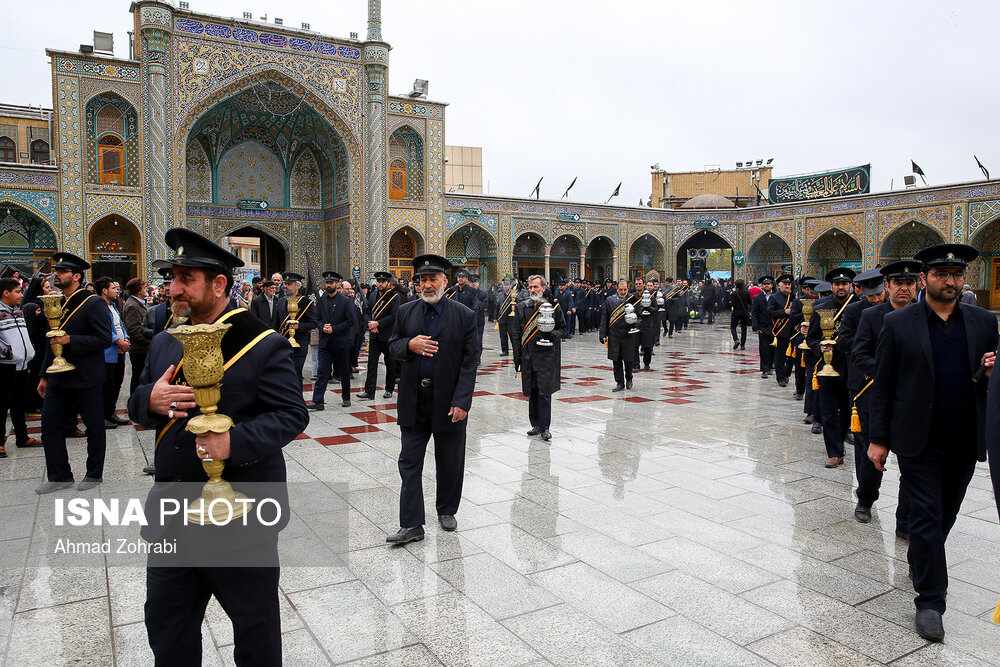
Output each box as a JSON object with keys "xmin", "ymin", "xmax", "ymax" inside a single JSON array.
[
  {"xmin": 362, "ymin": 0, "xmax": 389, "ymax": 274},
  {"xmin": 612, "ymin": 249, "xmax": 619, "ymax": 280},
  {"xmin": 544, "ymin": 244, "xmax": 551, "ymax": 282},
  {"xmin": 580, "ymin": 245, "xmax": 587, "ymax": 279}
]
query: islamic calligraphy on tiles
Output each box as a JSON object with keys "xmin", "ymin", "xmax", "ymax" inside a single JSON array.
[
  {"xmin": 173, "ymin": 39, "xmax": 361, "ymax": 132},
  {"xmin": 173, "ymin": 17, "xmax": 361, "ymax": 62},
  {"xmin": 0, "ymin": 169, "xmax": 57, "ymax": 189}
]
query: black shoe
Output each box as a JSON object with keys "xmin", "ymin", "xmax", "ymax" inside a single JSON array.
[
  {"xmin": 110, "ymin": 415, "xmax": 131, "ymax": 425},
  {"xmin": 854, "ymin": 503, "xmax": 872, "ymax": 523},
  {"xmin": 356, "ymin": 392, "xmax": 375, "ymax": 400},
  {"xmin": 438, "ymin": 515, "xmax": 458, "ymax": 532},
  {"xmin": 500, "ymin": 352, "xmax": 509, "ymax": 356},
  {"xmin": 733, "ymin": 341, "xmax": 740, "ymax": 349},
  {"xmin": 142, "ymin": 465, "xmax": 155, "ymax": 475},
  {"xmin": 643, "ymin": 364, "xmax": 651, "ymax": 370},
  {"xmin": 895, "ymin": 529, "xmax": 910, "ymax": 542},
  {"xmin": 527, "ymin": 427, "xmax": 542, "ymax": 436},
  {"xmin": 383, "ymin": 391, "xmax": 393, "ymax": 399},
  {"xmin": 307, "ymin": 403, "xmax": 325, "ymax": 411},
  {"xmin": 794, "ymin": 393, "xmax": 804, "ymax": 400},
  {"xmin": 811, "ymin": 423, "xmax": 823, "ymax": 434},
  {"xmin": 844, "ymin": 433, "xmax": 855, "ymax": 446},
  {"xmin": 740, "ymin": 344, "xmax": 745, "ymax": 350},
  {"xmin": 104, "ymin": 419, "xmax": 118, "ymax": 429},
  {"xmin": 342, "ymin": 399, "xmax": 351, "ymax": 408},
  {"xmin": 626, "ymin": 379, "xmax": 633, "ymax": 390},
  {"xmin": 761, "ymin": 372, "xmax": 769, "ymax": 379},
  {"xmin": 541, "ymin": 430, "xmax": 551, "ymax": 441},
  {"xmin": 612, "ymin": 384, "xmax": 626, "ymax": 392},
  {"xmin": 386, "ymin": 526, "xmax": 425, "ymax": 544},
  {"xmin": 914, "ymin": 609, "xmax": 944, "ymax": 642},
  {"xmin": 777, "ymin": 380, "xmax": 788, "ymax": 387},
  {"xmin": 803, "ymin": 414, "xmax": 813, "ymax": 424}
]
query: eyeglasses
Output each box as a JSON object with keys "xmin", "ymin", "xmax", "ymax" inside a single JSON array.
[{"xmin": 928, "ymin": 270, "xmax": 964, "ymax": 282}]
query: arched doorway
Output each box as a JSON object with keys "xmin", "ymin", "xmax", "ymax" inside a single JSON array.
[
  {"xmin": 746, "ymin": 232, "xmax": 793, "ymax": 281},
  {"xmin": 0, "ymin": 204, "xmax": 58, "ymax": 274},
  {"xmin": 89, "ymin": 215, "xmax": 140, "ymax": 285},
  {"xmin": 629, "ymin": 234, "xmax": 665, "ymax": 279},
  {"xmin": 586, "ymin": 236, "xmax": 615, "ymax": 282},
  {"xmin": 970, "ymin": 216, "xmax": 1000, "ymax": 308},
  {"xmin": 549, "ymin": 234, "xmax": 582, "ymax": 282},
  {"xmin": 513, "ymin": 232, "xmax": 545, "ymax": 281},
  {"xmin": 807, "ymin": 229, "xmax": 862, "ymax": 278},
  {"xmin": 223, "ymin": 226, "xmax": 287, "ymax": 282},
  {"xmin": 445, "ymin": 223, "xmax": 498, "ymax": 285},
  {"xmin": 677, "ymin": 230, "xmax": 733, "ymax": 281},
  {"xmin": 879, "ymin": 222, "xmax": 945, "ymax": 264},
  {"xmin": 389, "ymin": 226, "xmax": 425, "ymax": 282}
]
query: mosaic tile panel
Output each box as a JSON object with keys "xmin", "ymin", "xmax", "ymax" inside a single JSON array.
[
  {"xmin": 513, "ymin": 217, "xmax": 550, "ymax": 243},
  {"xmin": 185, "ymin": 141, "xmax": 212, "ymax": 203},
  {"xmin": 387, "ymin": 100, "xmax": 444, "ymax": 119},
  {"xmin": 952, "ymin": 203, "xmax": 965, "ymax": 242},
  {"xmin": 803, "ymin": 213, "xmax": 864, "ymax": 248},
  {"xmin": 864, "ymin": 210, "xmax": 878, "ymax": 269},
  {"xmin": 879, "ymin": 223, "xmax": 943, "ymax": 261},
  {"xmin": 0, "ymin": 189, "xmax": 58, "ymax": 225},
  {"xmin": 173, "ymin": 17, "xmax": 361, "ymax": 62},
  {"xmin": 55, "ymin": 58, "xmax": 140, "ymax": 81},
  {"xmin": 968, "ymin": 200, "xmax": 1000, "ymax": 240},
  {"xmin": 289, "ymin": 149, "xmax": 322, "ymax": 209},
  {"xmin": 876, "ymin": 205, "xmax": 950, "ymax": 243},
  {"xmin": 425, "ymin": 117, "xmax": 445, "ymax": 253},
  {"xmin": 80, "ymin": 78, "xmax": 141, "ymax": 110},
  {"xmin": 447, "ymin": 212, "xmax": 498, "ymax": 236},
  {"xmin": 216, "ymin": 141, "xmax": 285, "ymax": 208},
  {"xmin": 57, "ymin": 74, "xmax": 84, "ymax": 253},
  {"xmin": 85, "ymin": 194, "xmax": 143, "ymax": 230},
  {"xmin": 85, "ymin": 94, "xmax": 139, "ymax": 187},
  {"xmin": 498, "ymin": 213, "xmax": 513, "ymax": 278},
  {"xmin": 745, "ymin": 220, "xmax": 794, "ymax": 251},
  {"xmin": 794, "ymin": 218, "xmax": 804, "ymax": 275}
]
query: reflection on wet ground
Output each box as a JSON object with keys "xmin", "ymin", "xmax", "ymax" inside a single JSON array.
[{"xmin": 2, "ymin": 323, "xmax": 998, "ymax": 665}]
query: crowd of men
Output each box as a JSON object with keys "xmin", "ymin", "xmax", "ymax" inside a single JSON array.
[{"xmin": 4, "ymin": 233, "xmax": 1000, "ymax": 656}]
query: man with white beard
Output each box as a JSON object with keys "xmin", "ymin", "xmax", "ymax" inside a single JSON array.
[{"xmin": 386, "ymin": 254, "xmax": 480, "ymax": 543}]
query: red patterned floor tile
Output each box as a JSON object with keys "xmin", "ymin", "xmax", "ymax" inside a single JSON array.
[
  {"xmin": 133, "ymin": 425, "xmax": 147, "ymax": 431},
  {"xmin": 501, "ymin": 392, "xmax": 530, "ymax": 402},
  {"xmin": 294, "ymin": 432, "xmax": 310, "ymax": 440},
  {"xmin": 575, "ymin": 381, "xmax": 599, "ymax": 386},
  {"xmin": 661, "ymin": 398, "xmax": 694, "ymax": 404},
  {"xmin": 622, "ymin": 396, "xmax": 654, "ymax": 403},
  {"xmin": 341, "ymin": 424, "xmax": 382, "ymax": 434},
  {"xmin": 351, "ymin": 411, "xmax": 397, "ymax": 424},
  {"xmin": 580, "ymin": 377, "xmax": 603, "ymax": 381},
  {"xmin": 316, "ymin": 435, "xmax": 360, "ymax": 446},
  {"xmin": 730, "ymin": 369, "xmax": 760, "ymax": 374},
  {"xmin": 370, "ymin": 403, "xmax": 398, "ymax": 411},
  {"xmin": 557, "ymin": 395, "xmax": 611, "ymax": 404},
  {"xmin": 472, "ymin": 390, "xmax": 493, "ymax": 397}
]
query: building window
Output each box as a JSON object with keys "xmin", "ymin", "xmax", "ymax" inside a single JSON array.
[
  {"xmin": 251, "ymin": 248, "xmax": 259, "ymax": 264},
  {"xmin": 30, "ymin": 140, "xmax": 50, "ymax": 164},
  {"xmin": 0, "ymin": 136, "xmax": 15, "ymax": 163},
  {"xmin": 389, "ymin": 158, "xmax": 408, "ymax": 200},
  {"xmin": 98, "ymin": 134, "xmax": 125, "ymax": 185}
]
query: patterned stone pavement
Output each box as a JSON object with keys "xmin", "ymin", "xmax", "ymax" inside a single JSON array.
[{"xmin": 2, "ymin": 322, "xmax": 999, "ymax": 665}]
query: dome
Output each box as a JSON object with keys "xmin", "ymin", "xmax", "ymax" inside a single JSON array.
[{"xmin": 680, "ymin": 193, "xmax": 736, "ymax": 209}]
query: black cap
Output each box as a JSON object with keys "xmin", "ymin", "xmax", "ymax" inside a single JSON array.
[
  {"xmin": 775, "ymin": 274, "xmax": 794, "ymax": 285},
  {"xmin": 470, "ymin": 274, "xmax": 480, "ymax": 282},
  {"xmin": 853, "ymin": 268, "xmax": 885, "ymax": 296},
  {"xmin": 502, "ymin": 278, "xmax": 512, "ymax": 285},
  {"xmin": 914, "ymin": 243, "xmax": 978, "ymax": 269},
  {"xmin": 262, "ymin": 280, "xmax": 275, "ymax": 288},
  {"xmin": 758, "ymin": 275, "xmax": 774, "ymax": 285},
  {"xmin": 813, "ymin": 281, "xmax": 832, "ymax": 295},
  {"xmin": 373, "ymin": 271, "xmax": 392, "ymax": 281},
  {"xmin": 164, "ymin": 228, "xmax": 244, "ymax": 270},
  {"xmin": 797, "ymin": 275, "xmax": 815, "ymax": 286},
  {"xmin": 557, "ymin": 279, "xmax": 568, "ymax": 286},
  {"xmin": 412, "ymin": 254, "xmax": 452, "ymax": 276},
  {"xmin": 51, "ymin": 251, "xmax": 91, "ymax": 273},
  {"xmin": 825, "ymin": 267, "xmax": 856, "ymax": 283},
  {"xmin": 281, "ymin": 271, "xmax": 303, "ymax": 283},
  {"xmin": 151, "ymin": 259, "xmax": 173, "ymax": 281},
  {"xmin": 880, "ymin": 260, "xmax": 921, "ymax": 280},
  {"xmin": 322, "ymin": 271, "xmax": 343, "ymax": 282},
  {"xmin": 455, "ymin": 268, "xmax": 470, "ymax": 279}
]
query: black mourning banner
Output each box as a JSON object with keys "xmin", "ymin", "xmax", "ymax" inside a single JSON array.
[{"xmin": 767, "ymin": 165, "xmax": 871, "ymax": 204}]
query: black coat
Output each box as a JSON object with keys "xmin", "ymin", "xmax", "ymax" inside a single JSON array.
[
  {"xmin": 731, "ymin": 289, "xmax": 752, "ymax": 317},
  {"xmin": 849, "ymin": 300, "xmax": 896, "ymax": 403},
  {"xmin": 805, "ymin": 293, "xmax": 856, "ymax": 375},
  {"xmin": 870, "ymin": 301, "xmax": 998, "ymax": 460},
  {"xmin": 636, "ymin": 293, "xmax": 661, "ymax": 348},
  {"xmin": 389, "ymin": 297, "xmax": 479, "ymax": 433},
  {"xmin": 275, "ymin": 294, "xmax": 318, "ymax": 350},
  {"xmin": 365, "ymin": 288, "xmax": 402, "ymax": 343},
  {"xmin": 766, "ymin": 291, "xmax": 795, "ymax": 339},
  {"xmin": 315, "ymin": 291, "xmax": 356, "ymax": 350},
  {"xmin": 665, "ymin": 286, "xmax": 687, "ymax": 321},
  {"xmin": 250, "ymin": 293, "xmax": 281, "ymax": 329},
  {"xmin": 599, "ymin": 293, "xmax": 639, "ymax": 361},
  {"xmin": 41, "ymin": 289, "xmax": 113, "ymax": 389},
  {"xmin": 836, "ymin": 298, "xmax": 875, "ymax": 388},
  {"xmin": 512, "ymin": 299, "xmax": 566, "ymax": 396},
  {"xmin": 750, "ymin": 291, "xmax": 772, "ymax": 332}
]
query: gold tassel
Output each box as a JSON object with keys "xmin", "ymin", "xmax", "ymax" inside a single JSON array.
[
  {"xmin": 494, "ymin": 322, "xmax": 499, "ymax": 330},
  {"xmin": 800, "ymin": 354, "xmax": 806, "ymax": 368},
  {"xmin": 850, "ymin": 404, "xmax": 861, "ymax": 433},
  {"xmin": 992, "ymin": 596, "xmax": 1000, "ymax": 624},
  {"xmin": 812, "ymin": 365, "xmax": 819, "ymax": 391},
  {"xmin": 786, "ymin": 343, "xmax": 794, "ymax": 356}
]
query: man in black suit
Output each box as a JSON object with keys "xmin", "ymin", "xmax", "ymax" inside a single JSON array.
[
  {"xmin": 599, "ymin": 279, "xmax": 640, "ymax": 392},
  {"xmin": 250, "ymin": 279, "xmax": 280, "ymax": 329},
  {"xmin": 359, "ymin": 271, "xmax": 401, "ymax": 400},
  {"xmin": 849, "ymin": 261, "xmax": 917, "ymax": 529},
  {"xmin": 35, "ymin": 252, "xmax": 113, "ymax": 494},
  {"xmin": 767, "ymin": 274, "xmax": 795, "ymax": 387},
  {"xmin": 512, "ymin": 275, "xmax": 566, "ymax": 442},
  {"xmin": 495, "ymin": 279, "xmax": 516, "ymax": 355},
  {"xmin": 869, "ymin": 244, "xmax": 998, "ymax": 642},
  {"xmin": 129, "ymin": 227, "xmax": 308, "ymax": 665},
  {"xmin": 806, "ymin": 267, "xmax": 857, "ymax": 468},
  {"xmin": 308, "ymin": 271, "xmax": 356, "ymax": 409},
  {"xmin": 470, "ymin": 273, "xmax": 488, "ymax": 350},
  {"xmin": 276, "ymin": 272, "xmax": 318, "ymax": 388},
  {"xmin": 750, "ymin": 275, "xmax": 774, "ymax": 378},
  {"xmin": 386, "ymin": 254, "xmax": 479, "ymax": 543}
]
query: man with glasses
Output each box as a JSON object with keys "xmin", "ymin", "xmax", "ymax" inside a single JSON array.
[{"xmin": 869, "ymin": 244, "xmax": 997, "ymax": 642}]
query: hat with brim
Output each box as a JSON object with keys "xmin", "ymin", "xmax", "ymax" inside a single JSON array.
[
  {"xmin": 757, "ymin": 275, "xmax": 774, "ymax": 285},
  {"xmin": 775, "ymin": 274, "xmax": 794, "ymax": 285},
  {"xmin": 164, "ymin": 228, "xmax": 244, "ymax": 270},
  {"xmin": 51, "ymin": 251, "xmax": 91, "ymax": 273},
  {"xmin": 470, "ymin": 274, "xmax": 480, "ymax": 282},
  {"xmin": 914, "ymin": 243, "xmax": 978, "ymax": 269},
  {"xmin": 282, "ymin": 271, "xmax": 303, "ymax": 283},
  {"xmin": 322, "ymin": 271, "xmax": 343, "ymax": 282},
  {"xmin": 412, "ymin": 254, "xmax": 452, "ymax": 276},
  {"xmin": 373, "ymin": 271, "xmax": 392, "ymax": 281},
  {"xmin": 825, "ymin": 267, "xmax": 856, "ymax": 283},
  {"xmin": 852, "ymin": 268, "xmax": 885, "ymax": 296},
  {"xmin": 151, "ymin": 259, "xmax": 173, "ymax": 281},
  {"xmin": 880, "ymin": 260, "xmax": 921, "ymax": 281},
  {"xmin": 813, "ymin": 281, "xmax": 833, "ymax": 295}
]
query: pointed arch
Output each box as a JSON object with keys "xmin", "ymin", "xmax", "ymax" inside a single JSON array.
[
  {"xmin": 807, "ymin": 228, "xmax": 862, "ymax": 278},
  {"xmin": 879, "ymin": 221, "xmax": 945, "ymax": 263}
]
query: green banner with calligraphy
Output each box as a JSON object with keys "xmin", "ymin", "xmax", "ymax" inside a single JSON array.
[{"xmin": 767, "ymin": 164, "xmax": 870, "ymax": 204}]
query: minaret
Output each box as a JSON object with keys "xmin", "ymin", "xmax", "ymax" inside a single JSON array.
[{"xmin": 362, "ymin": 0, "xmax": 389, "ymax": 273}]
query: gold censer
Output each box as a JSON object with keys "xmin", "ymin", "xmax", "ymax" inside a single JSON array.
[
  {"xmin": 816, "ymin": 309, "xmax": 840, "ymax": 377},
  {"xmin": 168, "ymin": 322, "xmax": 252, "ymax": 525},
  {"xmin": 38, "ymin": 293, "xmax": 75, "ymax": 373},
  {"xmin": 286, "ymin": 298, "xmax": 300, "ymax": 348},
  {"xmin": 798, "ymin": 299, "xmax": 815, "ymax": 350}
]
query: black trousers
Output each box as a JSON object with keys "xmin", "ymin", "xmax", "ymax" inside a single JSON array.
[
  {"xmin": 104, "ymin": 355, "xmax": 126, "ymax": 418},
  {"xmin": 0, "ymin": 365, "xmax": 29, "ymax": 444},
  {"xmin": 498, "ymin": 320, "xmax": 515, "ymax": 354},
  {"xmin": 818, "ymin": 375, "xmax": 849, "ymax": 458},
  {"xmin": 804, "ymin": 361, "xmax": 820, "ymax": 418},
  {"xmin": 528, "ymin": 376, "xmax": 552, "ymax": 430},
  {"xmin": 793, "ymin": 352, "xmax": 806, "ymax": 395},
  {"xmin": 668, "ymin": 319, "xmax": 682, "ymax": 336},
  {"xmin": 774, "ymin": 337, "xmax": 792, "ymax": 382},
  {"xmin": 291, "ymin": 351, "xmax": 307, "ymax": 387},
  {"xmin": 364, "ymin": 338, "xmax": 397, "ymax": 396},
  {"xmin": 730, "ymin": 314, "xmax": 750, "ymax": 346},
  {"xmin": 312, "ymin": 346, "xmax": 350, "ymax": 403},
  {"xmin": 146, "ymin": 563, "xmax": 281, "ymax": 666},
  {"xmin": 854, "ymin": 408, "xmax": 911, "ymax": 533},
  {"xmin": 40, "ymin": 384, "xmax": 105, "ymax": 481},
  {"xmin": 128, "ymin": 351, "xmax": 147, "ymax": 397},
  {"xmin": 397, "ymin": 386, "xmax": 466, "ymax": 527},
  {"xmin": 566, "ymin": 312, "xmax": 575, "ymax": 337},
  {"xmin": 613, "ymin": 359, "xmax": 633, "ymax": 385},
  {"xmin": 476, "ymin": 318, "xmax": 486, "ymax": 354},
  {"xmin": 757, "ymin": 332, "xmax": 774, "ymax": 372},
  {"xmin": 897, "ymin": 442, "xmax": 976, "ymax": 613}
]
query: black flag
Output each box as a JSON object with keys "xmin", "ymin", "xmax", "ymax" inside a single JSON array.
[
  {"xmin": 604, "ymin": 182, "xmax": 622, "ymax": 204},
  {"xmin": 561, "ymin": 177, "xmax": 577, "ymax": 200},
  {"xmin": 975, "ymin": 155, "xmax": 990, "ymax": 180},
  {"xmin": 530, "ymin": 177, "xmax": 543, "ymax": 199},
  {"xmin": 303, "ymin": 250, "xmax": 321, "ymax": 302},
  {"xmin": 911, "ymin": 160, "xmax": 927, "ymax": 186},
  {"xmin": 755, "ymin": 183, "xmax": 765, "ymax": 206}
]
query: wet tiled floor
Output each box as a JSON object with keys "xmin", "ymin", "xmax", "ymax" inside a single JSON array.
[{"xmin": 2, "ymin": 322, "xmax": 999, "ymax": 665}]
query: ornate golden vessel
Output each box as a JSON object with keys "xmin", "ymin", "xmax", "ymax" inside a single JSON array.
[
  {"xmin": 816, "ymin": 309, "xmax": 840, "ymax": 377},
  {"xmin": 798, "ymin": 299, "xmax": 815, "ymax": 350},
  {"xmin": 168, "ymin": 322, "xmax": 252, "ymax": 525},
  {"xmin": 286, "ymin": 298, "xmax": 300, "ymax": 348},
  {"xmin": 38, "ymin": 293, "xmax": 75, "ymax": 373}
]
